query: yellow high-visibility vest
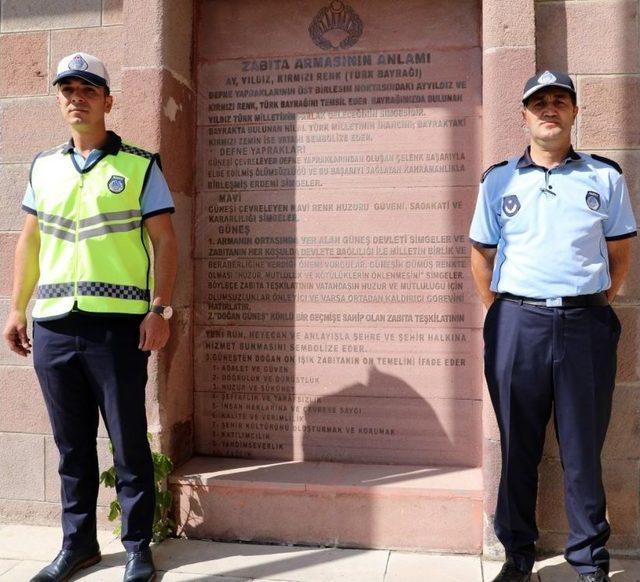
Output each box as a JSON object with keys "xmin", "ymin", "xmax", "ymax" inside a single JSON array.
[{"xmin": 30, "ymin": 135, "xmax": 156, "ymax": 320}]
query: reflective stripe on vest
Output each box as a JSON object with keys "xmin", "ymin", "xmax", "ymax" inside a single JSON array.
[
  {"xmin": 37, "ymin": 281, "xmax": 150, "ymax": 301},
  {"xmin": 30, "ymin": 143, "xmax": 154, "ymax": 320}
]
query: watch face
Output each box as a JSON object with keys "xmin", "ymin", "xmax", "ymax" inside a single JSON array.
[{"xmin": 163, "ymin": 306, "xmax": 174, "ymax": 319}]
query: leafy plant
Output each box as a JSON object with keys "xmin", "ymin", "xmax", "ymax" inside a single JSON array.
[{"xmin": 99, "ymin": 433, "xmax": 175, "ymax": 543}]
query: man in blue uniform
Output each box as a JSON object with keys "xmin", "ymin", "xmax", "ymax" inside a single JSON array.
[
  {"xmin": 470, "ymin": 71, "xmax": 636, "ymax": 582},
  {"xmin": 2, "ymin": 53, "xmax": 177, "ymax": 582}
]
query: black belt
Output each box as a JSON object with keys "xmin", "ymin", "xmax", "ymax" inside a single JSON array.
[{"xmin": 496, "ymin": 292, "xmax": 609, "ymax": 307}]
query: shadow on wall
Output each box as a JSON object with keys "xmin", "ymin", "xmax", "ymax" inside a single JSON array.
[
  {"xmin": 301, "ymin": 365, "xmax": 455, "ymax": 466},
  {"xmin": 535, "ymin": 2, "xmax": 569, "ymax": 73}
]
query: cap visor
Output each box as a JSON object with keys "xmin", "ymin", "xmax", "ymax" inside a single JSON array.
[
  {"xmin": 522, "ymin": 82, "xmax": 576, "ymax": 102},
  {"xmin": 53, "ymin": 70, "xmax": 107, "ymax": 87}
]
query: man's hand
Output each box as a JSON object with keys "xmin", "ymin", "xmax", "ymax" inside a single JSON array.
[
  {"xmin": 138, "ymin": 312, "xmax": 170, "ymax": 352},
  {"xmin": 3, "ymin": 310, "xmax": 31, "ymax": 357},
  {"xmin": 4, "ymin": 214, "xmax": 40, "ymax": 356},
  {"xmin": 471, "ymin": 246, "xmax": 497, "ymax": 309}
]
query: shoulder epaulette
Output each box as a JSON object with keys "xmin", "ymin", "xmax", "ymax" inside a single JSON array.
[
  {"xmin": 120, "ymin": 143, "xmax": 154, "ymax": 160},
  {"xmin": 590, "ymin": 154, "xmax": 622, "ymax": 175},
  {"xmin": 481, "ymin": 160, "xmax": 508, "ymax": 183}
]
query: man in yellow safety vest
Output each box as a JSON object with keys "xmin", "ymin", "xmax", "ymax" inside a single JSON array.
[{"xmin": 3, "ymin": 52, "xmax": 178, "ymax": 582}]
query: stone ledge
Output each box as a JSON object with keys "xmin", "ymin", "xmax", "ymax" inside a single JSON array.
[
  {"xmin": 171, "ymin": 457, "xmax": 483, "ymax": 553},
  {"xmin": 171, "ymin": 456, "xmax": 483, "ymax": 494}
]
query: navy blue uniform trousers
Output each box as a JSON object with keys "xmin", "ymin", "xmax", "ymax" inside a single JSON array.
[
  {"xmin": 484, "ymin": 299, "xmax": 620, "ymax": 575},
  {"xmin": 33, "ymin": 313, "xmax": 155, "ymax": 552}
]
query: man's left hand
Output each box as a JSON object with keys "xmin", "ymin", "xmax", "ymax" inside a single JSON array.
[{"xmin": 139, "ymin": 312, "xmax": 170, "ymax": 351}]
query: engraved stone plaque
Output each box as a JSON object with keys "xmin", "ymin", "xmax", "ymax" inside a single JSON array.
[{"xmin": 195, "ymin": 0, "xmax": 483, "ymax": 466}]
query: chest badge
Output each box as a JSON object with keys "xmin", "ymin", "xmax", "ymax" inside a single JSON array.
[
  {"xmin": 502, "ymin": 195, "xmax": 521, "ymax": 217},
  {"xmin": 586, "ymin": 191, "xmax": 601, "ymax": 211},
  {"xmin": 108, "ymin": 175, "xmax": 126, "ymax": 194}
]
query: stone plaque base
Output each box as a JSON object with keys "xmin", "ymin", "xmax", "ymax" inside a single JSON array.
[
  {"xmin": 170, "ymin": 456, "xmax": 483, "ymax": 553},
  {"xmin": 188, "ymin": 0, "xmax": 485, "ymax": 553}
]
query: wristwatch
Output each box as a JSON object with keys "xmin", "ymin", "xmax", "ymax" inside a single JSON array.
[{"xmin": 150, "ymin": 304, "xmax": 174, "ymax": 320}]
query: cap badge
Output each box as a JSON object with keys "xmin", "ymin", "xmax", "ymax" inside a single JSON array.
[
  {"xmin": 538, "ymin": 71, "xmax": 557, "ymax": 85},
  {"xmin": 108, "ymin": 175, "xmax": 126, "ymax": 194},
  {"xmin": 586, "ymin": 191, "xmax": 601, "ymax": 211},
  {"xmin": 68, "ymin": 54, "xmax": 89, "ymax": 71},
  {"xmin": 502, "ymin": 194, "xmax": 521, "ymax": 217}
]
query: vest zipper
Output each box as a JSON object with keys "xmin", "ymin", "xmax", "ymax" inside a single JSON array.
[{"xmin": 74, "ymin": 175, "xmax": 83, "ymax": 300}]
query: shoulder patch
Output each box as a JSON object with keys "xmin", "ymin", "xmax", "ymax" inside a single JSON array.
[
  {"xmin": 120, "ymin": 143, "xmax": 154, "ymax": 160},
  {"xmin": 590, "ymin": 154, "xmax": 622, "ymax": 175},
  {"xmin": 481, "ymin": 160, "xmax": 508, "ymax": 183}
]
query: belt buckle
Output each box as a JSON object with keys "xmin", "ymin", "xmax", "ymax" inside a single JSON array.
[{"xmin": 546, "ymin": 297, "xmax": 563, "ymax": 307}]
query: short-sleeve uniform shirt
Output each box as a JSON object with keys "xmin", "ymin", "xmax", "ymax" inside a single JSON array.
[{"xmin": 469, "ymin": 148, "xmax": 637, "ymax": 299}]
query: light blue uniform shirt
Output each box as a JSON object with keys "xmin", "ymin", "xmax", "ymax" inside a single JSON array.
[
  {"xmin": 469, "ymin": 148, "xmax": 637, "ymax": 299},
  {"xmin": 22, "ymin": 145, "xmax": 174, "ymax": 218}
]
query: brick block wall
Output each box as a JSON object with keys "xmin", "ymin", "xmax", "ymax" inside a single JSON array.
[
  {"xmin": 535, "ymin": 0, "xmax": 640, "ymax": 554},
  {"xmin": 0, "ymin": 0, "xmax": 196, "ymax": 528},
  {"xmin": 481, "ymin": 0, "xmax": 537, "ymax": 558},
  {"xmin": 121, "ymin": 0, "xmax": 196, "ymax": 467},
  {"xmin": 0, "ymin": 0, "xmax": 128, "ymax": 527}
]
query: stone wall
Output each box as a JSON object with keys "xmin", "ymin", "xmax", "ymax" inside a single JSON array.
[
  {"xmin": 0, "ymin": 0, "xmax": 638, "ymax": 558},
  {"xmin": 534, "ymin": 0, "xmax": 640, "ymax": 554},
  {"xmin": 0, "ymin": 0, "xmax": 195, "ymax": 526},
  {"xmin": 481, "ymin": 0, "xmax": 536, "ymax": 557}
]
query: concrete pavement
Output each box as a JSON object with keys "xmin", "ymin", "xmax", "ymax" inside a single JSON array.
[{"xmin": 1, "ymin": 525, "xmax": 640, "ymax": 581}]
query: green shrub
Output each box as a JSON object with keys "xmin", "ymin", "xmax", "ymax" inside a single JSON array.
[{"xmin": 99, "ymin": 433, "xmax": 175, "ymax": 543}]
